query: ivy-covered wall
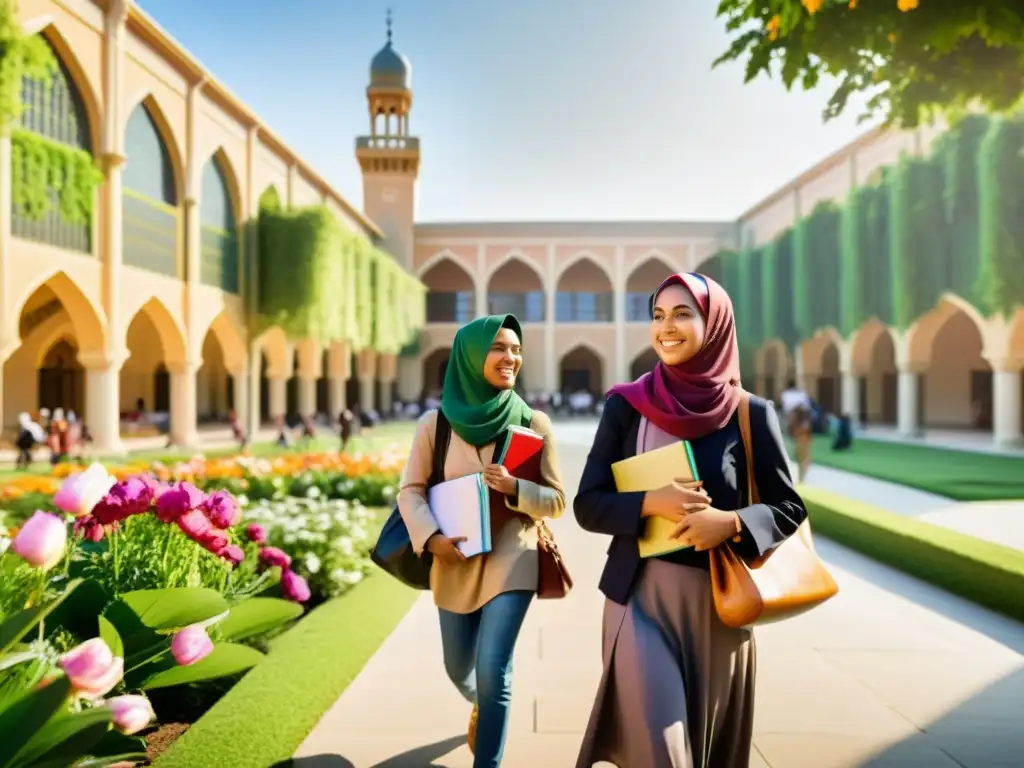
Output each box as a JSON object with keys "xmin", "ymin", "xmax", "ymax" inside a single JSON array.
[
  {"xmin": 256, "ymin": 196, "xmax": 425, "ymax": 353},
  {"xmin": 710, "ymin": 111, "xmax": 1024, "ymax": 364}
]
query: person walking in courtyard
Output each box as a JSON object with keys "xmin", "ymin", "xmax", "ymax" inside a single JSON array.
[
  {"xmin": 397, "ymin": 314, "xmax": 566, "ymax": 767},
  {"xmin": 780, "ymin": 378, "xmax": 814, "ymax": 482},
  {"xmin": 573, "ymin": 272, "xmax": 807, "ymax": 768}
]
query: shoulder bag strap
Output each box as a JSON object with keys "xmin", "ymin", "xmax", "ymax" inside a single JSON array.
[
  {"xmin": 429, "ymin": 410, "xmax": 452, "ymax": 488},
  {"xmin": 736, "ymin": 392, "xmax": 760, "ymax": 505}
]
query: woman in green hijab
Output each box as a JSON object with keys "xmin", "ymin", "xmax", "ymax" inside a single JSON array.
[{"xmin": 398, "ymin": 314, "xmax": 566, "ymax": 767}]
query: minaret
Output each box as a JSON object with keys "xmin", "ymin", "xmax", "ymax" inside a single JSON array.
[{"xmin": 355, "ymin": 10, "xmax": 419, "ymax": 270}]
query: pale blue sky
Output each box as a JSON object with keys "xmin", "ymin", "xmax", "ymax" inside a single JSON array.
[{"xmin": 137, "ymin": 0, "xmax": 874, "ymax": 222}]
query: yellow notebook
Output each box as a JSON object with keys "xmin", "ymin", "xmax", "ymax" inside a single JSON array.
[{"xmin": 611, "ymin": 440, "xmax": 700, "ymax": 558}]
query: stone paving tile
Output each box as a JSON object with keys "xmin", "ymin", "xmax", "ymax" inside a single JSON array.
[{"xmin": 294, "ymin": 423, "xmax": 1024, "ymax": 767}]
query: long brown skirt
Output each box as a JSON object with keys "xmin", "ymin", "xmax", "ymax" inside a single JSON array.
[{"xmin": 575, "ymin": 559, "xmax": 756, "ymax": 768}]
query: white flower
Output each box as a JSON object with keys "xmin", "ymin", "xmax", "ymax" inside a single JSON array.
[
  {"xmin": 0, "ymin": 533, "xmax": 10, "ymax": 555},
  {"xmin": 304, "ymin": 553, "xmax": 322, "ymax": 574},
  {"xmin": 343, "ymin": 570, "xmax": 364, "ymax": 585},
  {"xmin": 334, "ymin": 536, "xmax": 354, "ymax": 556}
]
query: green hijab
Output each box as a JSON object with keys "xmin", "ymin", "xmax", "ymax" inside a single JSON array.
[{"xmin": 441, "ymin": 314, "xmax": 533, "ymax": 447}]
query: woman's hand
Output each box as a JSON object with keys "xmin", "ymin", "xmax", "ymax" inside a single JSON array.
[
  {"xmin": 642, "ymin": 481, "xmax": 710, "ymax": 522},
  {"xmin": 426, "ymin": 533, "xmax": 468, "ymax": 564},
  {"xmin": 483, "ymin": 464, "xmax": 518, "ymax": 496},
  {"xmin": 671, "ymin": 507, "xmax": 740, "ymax": 552}
]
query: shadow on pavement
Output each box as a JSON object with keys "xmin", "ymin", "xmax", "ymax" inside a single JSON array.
[{"xmin": 276, "ymin": 735, "xmax": 465, "ymax": 768}]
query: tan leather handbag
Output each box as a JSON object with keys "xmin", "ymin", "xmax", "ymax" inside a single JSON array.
[{"xmin": 709, "ymin": 393, "xmax": 839, "ymax": 628}]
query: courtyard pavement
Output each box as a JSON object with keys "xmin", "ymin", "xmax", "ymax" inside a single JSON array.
[{"xmin": 292, "ymin": 421, "xmax": 1024, "ymax": 768}]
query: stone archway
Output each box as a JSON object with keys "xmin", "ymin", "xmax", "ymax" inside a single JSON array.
[
  {"xmin": 908, "ymin": 300, "xmax": 991, "ymax": 430},
  {"xmin": 850, "ymin": 320, "xmax": 898, "ymax": 425},
  {"xmin": 624, "ymin": 257, "xmax": 675, "ymax": 322},
  {"xmin": 120, "ymin": 299, "xmax": 187, "ymax": 432},
  {"xmin": 422, "ymin": 258, "xmax": 476, "ymax": 324},
  {"xmin": 799, "ymin": 331, "xmax": 842, "ymax": 415},
  {"xmin": 3, "ymin": 272, "xmax": 107, "ymax": 429},
  {"xmin": 755, "ymin": 339, "xmax": 791, "ymax": 402},
  {"xmin": 629, "ymin": 348, "xmax": 660, "ymax": 380},
  {"xmin": 422, "ymin": 348, "xmax": 451, "ymax": 394},
  {"xmin": 197, "ymin": 313, "xmax": 246, "ymax": 422},
  {"xmin": 559, "ymin": 345, "xmax": 604, "ymax": 394},
  {"xmin": 486, "ymin": 259, "xmax": 545, "ymax": 323},
  {"xmin": 555, "ymin": 258, "xmax": 614, "ymax": 322}
]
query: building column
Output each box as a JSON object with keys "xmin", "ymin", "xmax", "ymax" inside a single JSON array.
[
  {"xmin": 897, "ymin": 368, "xmax": 921, "ymax": 437},
  {"xmin": 169, "ymin": 361, "xmax": 198, "ymax": 447},
  {"xmin": 356, "ymin": 349, "xmax": 377, "ymax": 412},
  {"xmin": 328, "ymin": 375, "xmax": 346, "ymax": 416},
  {"xmin": 544, "ymin": 245, "xmax": 557, "ymax": 392},
  {"xmin": 840, "ymin": 371, "xmax": 860, "ymax": 424},
  {"xmin": 613, "ymin": 245, "xmax": 626, "ymax": 385},
  {"xmin": 297, "ymin": 377, "xmax": 317, "ymax": 418},
  {"xmin": 396, "ymin": 355, "xmax": 422, "ymax": 402},
  {"xmin": 0, "ymin": 135, "xmax": 11, "ymax": 430},
  {"xmin": 246, "ymin": 341, "xmax": 262, "ymax": 436},
  {"xmin": 83, "ymin": 358, "xmax": 122, "ymax": 454},
  {"xmin": 992, "ymin": 365, "xmax": 1023, "ymax": 447},
  {"xmin": 231, "ymin": 365, "xmax": 248, "ymax": 430},
  {"xmin": 268, "ymin": 377, "xmax": 286, "ymax": 421},
  {"xmin": 378, "ymin": 353, "xmax": 397, "ymax": 414}
]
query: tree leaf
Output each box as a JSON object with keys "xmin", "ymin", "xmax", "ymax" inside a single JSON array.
[
  {"xmin": 217, "ymin": 598, "xmax": 303, "ymax": 643},
  {"xmin": 0, "ymin": 676, "xmax": 72, "ymax": 767}
]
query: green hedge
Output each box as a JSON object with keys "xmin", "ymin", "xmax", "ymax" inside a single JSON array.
[{"xmin": 803, "ymin": 487, "xmax": 1024, "ymax": 623}]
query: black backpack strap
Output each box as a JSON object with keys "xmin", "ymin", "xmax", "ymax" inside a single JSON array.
[{"xmin": 428, "ymin": 410, "xmax": 452, "ymax": 488}]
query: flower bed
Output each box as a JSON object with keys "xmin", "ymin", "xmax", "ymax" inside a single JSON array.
[{"xmin": 0, "ymin": 448, "xmax": 405, "ymax": 766}]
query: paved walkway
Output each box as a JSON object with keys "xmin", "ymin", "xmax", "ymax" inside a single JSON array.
[{"xmin": 293, "ymin": 423, "xmax": 1024, "ymax": 767}]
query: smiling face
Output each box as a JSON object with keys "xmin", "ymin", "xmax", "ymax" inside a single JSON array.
[
  {"xmin": 482, "ymin": 326, "xmax": 523, "ymax": 390},
  {"xmin": 650, "ymin": 283, "xmax": 707, "ymax": 366}
]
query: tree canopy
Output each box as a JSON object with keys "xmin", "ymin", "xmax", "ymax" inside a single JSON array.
[{"xmin": 714, "ymin": 0, "xmax": 1024, "ymax": 127}]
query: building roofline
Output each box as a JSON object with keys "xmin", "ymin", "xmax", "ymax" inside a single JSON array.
[{"xmin": 125, "ymin": 3, "xmax": 383, "ymax": 240}]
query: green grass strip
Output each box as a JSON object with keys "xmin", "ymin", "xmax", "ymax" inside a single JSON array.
[
  {"xmin": 153, "ymin": 572, "xmax": 417, "ymax": 768},
  {"xmin": 803, "ymin": 486, "xmax": 1024, "ymax": 622},
  {"xmin": 790, "ymin": 435, "xmax": 1024, "ymax": 501}
]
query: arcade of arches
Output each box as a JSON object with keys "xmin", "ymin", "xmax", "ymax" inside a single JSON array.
[{"xmin": 753, "ymin": 297, "xmax": 1024, "ymax": 446}]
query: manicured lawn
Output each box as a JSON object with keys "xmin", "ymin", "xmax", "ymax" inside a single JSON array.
[
  {"xmin": 795, "ymin": 435, "xmax": 1024, "ymax": 501},
  {"xmin": 153, "ymin": 509, "xmax": 419, "ymax": 768}
]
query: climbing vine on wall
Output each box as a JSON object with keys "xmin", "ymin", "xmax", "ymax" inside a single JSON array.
[
  {"xmin": 889, "ymin": 154, "xmax": 946, "ymax": 328},
  {"xmin": 10, "ymin": 129, "xmax": 101, "ymax": 223},
  {"xmin": 793, "ymin": 202, "xmax": 842, "ymax": 336},
  {"xmin": 0, "ymin": 0, "xmax": 55, "ymax": 133},
  {"xmin": 977, "ymin": 113, "xmax": 1024, "ymax": 318}
]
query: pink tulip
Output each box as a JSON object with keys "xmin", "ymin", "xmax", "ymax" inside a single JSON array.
[
  {"xmin": 156, "ymin": 482, "xmax": 206, "ymax": 524},
  {"xmin": 218, "ymin": 544, "xmax": 245, "ymax": 567},
  {"xmin": 12, "ymin": 511, "xmax": 67, "ymax": 570},
  {"xmin": 280, "ymin": 569, "xmax": 311, "ymax": 603},
  {"xmin": 170, "ymin": 625, "xmax": 214, "ymax": 666},
  {"xmin": 59, "ymin": 638, "xmax": 124, "ymax": 699},
  {"xmin": 106, "ymin": 695, "xmax": 155, "ymax": 735},
  {"xmin": 201, "ymin": 490, "xmax": 241, "ymax": 529},
  {"xmin": 53, "ymin": 463, "xmax": 116, "ymax": 517}
]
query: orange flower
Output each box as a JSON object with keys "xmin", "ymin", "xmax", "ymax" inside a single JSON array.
[
  {"xmin": 888, "ymin": 32, "xmax": 898, "ymax": 43},
  {"xmin": 767, "ymin": 15, "xmax": 781, "ymax": 41},
  {"xmin": 897, "ymin": 0, "xmax": 918, "ymax": 11},
  {"xmin": 802, "ymin": 0, "xmax": 823, "ymax": 14},
  {"xmin": 848, "ymin": 0, "xmax": 857, "ymax": 8}
]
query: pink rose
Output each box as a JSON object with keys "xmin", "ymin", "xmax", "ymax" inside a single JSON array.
[
  {"xmin": 218, "ymin": 544, "xmax": 245, "ymax": 567},
  {"xmin": 156, "ymin": 482, "xmax": 206, "ymax": 523},
  {"xmin": 201, "ymin": 490, "xmax": 241, "ymax": 529},
  {"xmin": 170, "ymin": 625, "xmax": 214, "ymax": 666},
  {"xmin": 176, "ymin": 509, "xmax": 229, "ymax": 554},
  {"xmin": 245, "ymin": 523, "xmax": 267, "ymax": 544}
]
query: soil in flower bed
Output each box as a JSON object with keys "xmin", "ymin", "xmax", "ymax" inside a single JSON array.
[{"xmin": 146, "ymin": 723, "xmax": 190, "ymax": 762}]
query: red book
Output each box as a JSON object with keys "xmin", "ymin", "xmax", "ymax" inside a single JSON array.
[{"xmin": 495, "ymin": 426, "xmax": 544, "ymax": 484}]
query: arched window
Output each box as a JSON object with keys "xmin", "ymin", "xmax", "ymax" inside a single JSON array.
[
  {"xmin": 12, "ymin": 34, "xmax": 93, "ymax": 252},
  {"xmin": 123, "ymin": 102, "xmax": 180, "ymax": 277},
  {"xmin": 200, "ymin": 155, "xmax": 239, "ymax": 293}
]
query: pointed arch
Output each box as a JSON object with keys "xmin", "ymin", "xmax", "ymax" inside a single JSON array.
[
  {"xmin": 19, "ymin": 24, "xmax": 100, "ymax": 155},
  {"xmin": 629, "ymin": 347, "xmax": 660, "ymax": 380},
  {"xmin": 8, "ymin": 271, "xmax": 106, "ymax": 361},
  {"xmin": 257, "ymin": 326, "xmax": 290, "ymax": 379},
  {"xmin": 559, "ymin": 343, "xmax": 606, "ymax": 393},
  {"xmin": 421, "ymin": 256, "xmax": 476, "ymax": 324},
  {"xmin": 555, "ymin": 256, "xmax": 614, "ymax": 322},
  {"xmin": 555, "ymin": 251, "xmax": 614, "ymax": 286},
  {"xmin": 123, "ymin": 95, "xmax": 184, "ymax": 206},
  {"xmin": 624, "ymin": 255, "xmax": 677, "ymax": 322},
  {"xmin": 200, "ymin": 148, "xmax": 242, "ymax": 293},
  {"xmin": 417, "ymin": 249, "xmax": 474, "ymax": 281},
  {"xmin": 125, "ymin": 298, "xmax": 188, "ymax": 369},
  {"xmin": 203, "ymin": 312, "xmax": 247, "ymax": 374},
  {"xmin": 486, "ymin": 255, "xmax": 546, "ymax": 323},
  {"xmin": 905, "ymin": 294, "xmax": 989, "ymax": 368}
]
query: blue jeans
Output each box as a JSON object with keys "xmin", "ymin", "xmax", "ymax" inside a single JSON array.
[{"xmin": 438, "ymin": 590, "xmax": 533, "ymax": 768}]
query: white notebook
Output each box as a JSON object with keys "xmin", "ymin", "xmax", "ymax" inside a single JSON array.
[{"xmin": 427, "ymin": 472, "xmax": 492, "ymax": 558}]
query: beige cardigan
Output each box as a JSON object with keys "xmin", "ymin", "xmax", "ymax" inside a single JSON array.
[{"xmin": 397, "ymin": 408, "xmax": 566, "ymax": 614}]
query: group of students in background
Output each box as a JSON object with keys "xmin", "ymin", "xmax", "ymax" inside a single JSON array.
[{"xmin": 14, "ymin": 408, "xmax": 90, "ymax": 468}]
